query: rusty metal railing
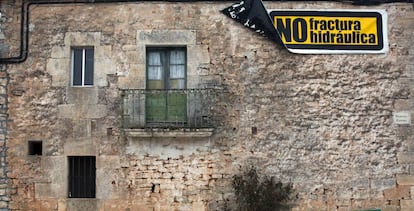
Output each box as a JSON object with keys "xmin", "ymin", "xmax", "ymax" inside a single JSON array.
[{"xmin": 121, "ymin": 89, "xmax": 216, "ymax": 129}]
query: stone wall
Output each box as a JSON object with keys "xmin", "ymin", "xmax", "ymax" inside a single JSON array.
[
  {"xmin": 0, "ymin": 2, "xmax": 13, "ymax": 210},
  {"xmin": 0, "ymin": 1, "xmax": 413, "ymax": 211},
  {"xmin": 0, "ymin": 70, "xmax": 10, "ymax": 211}
]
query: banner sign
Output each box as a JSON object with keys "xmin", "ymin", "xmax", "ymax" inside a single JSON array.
[
  {"xmin": 221, "ymin": 0, "xmax": 388, "ymax": 54},
  {"xmin": 270, "ymin": 10, "xmax": 388, "ymax": 53}
]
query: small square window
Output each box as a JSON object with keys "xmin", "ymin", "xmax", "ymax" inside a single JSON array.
[
  {"xmin": 28, "ymin": 141, "xmax": 42, "ymax": 155},
  {"xmin": 71, "ymin": 47, "xmax": 94, "ymax": 86}
]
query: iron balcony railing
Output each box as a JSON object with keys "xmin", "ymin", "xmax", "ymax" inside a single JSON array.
[{"xmin": 121, "ymin": 89, "xmax": 216, "ymax": 129}]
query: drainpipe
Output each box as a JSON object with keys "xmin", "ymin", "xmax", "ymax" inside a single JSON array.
[{"xmin": 0, "ymin": 0, "xmax": 413, "ymax": 64}]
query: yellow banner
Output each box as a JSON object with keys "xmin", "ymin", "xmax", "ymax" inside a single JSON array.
[
  {"xmin": 269, "ymin": 10, "xmax": 387, "ymax": 53},
  {"xmin": 274, "ymin": 16, "xmax": 378, "ymax": 45}
]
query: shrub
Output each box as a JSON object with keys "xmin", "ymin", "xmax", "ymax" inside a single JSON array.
[{"xmin": 232, "ymin": 166, "xmax": 293, "ymax": 211}]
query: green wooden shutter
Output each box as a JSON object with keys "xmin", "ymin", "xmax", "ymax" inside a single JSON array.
[
  {"xmin": 167, "ymin": 92, "xmax": 186, "ymax": 122},
  {"xmin": 146, "ymin": 92, "xmax": 167, "ymax": 123}
]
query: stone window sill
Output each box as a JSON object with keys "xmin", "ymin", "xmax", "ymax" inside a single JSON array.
[{"xmin": 123, "ymin": 128, "xmax": 214, "ymax": 138}]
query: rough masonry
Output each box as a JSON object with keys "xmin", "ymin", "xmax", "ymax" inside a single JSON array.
[
  {"xmin": 0, "ymin": 1, "xmax": 413, "ymax": 211},
  {"xmin": 0, "ymin": 3, "xmax": 11, "ymax": 210}
]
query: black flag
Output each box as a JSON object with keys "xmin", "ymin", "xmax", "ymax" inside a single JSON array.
[{"xmin": 221, "ymin": 0, "xmax": 285, "ymax": 47}]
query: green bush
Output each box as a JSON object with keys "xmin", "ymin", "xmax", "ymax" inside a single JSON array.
[{"xmin": 232, "ymin": 166, "xmax": 293, "ymax": 211}]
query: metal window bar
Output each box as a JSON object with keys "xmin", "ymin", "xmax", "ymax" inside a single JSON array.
[
  {"xmin": 121, "ymin": 89, "xmax": 216, "ymax": 129},
  {"xmin": 68, "ymin": 156, "xmax": 96, "ymax": 198}
]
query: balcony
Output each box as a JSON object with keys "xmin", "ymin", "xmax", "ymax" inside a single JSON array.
[{"xmin": 121, "ymin": 89, "xmax": 216, "ymax": 137}]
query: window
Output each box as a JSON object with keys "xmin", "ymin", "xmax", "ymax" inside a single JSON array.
[
  {"xmin": 71, "ymin": 47, "xmax": 94, "ymax": 86},
  {"xmin": 68, "ymin": 156, "xmax": 96, "ymax": 198},
  {"xmin": 0, "ymin": 13, "xmax": 4, "ymax": 40},
  {"xmin": 28, "ymin": 140, "xmax": 42, "ymax": 155},
  {"xmin": 146, "ymin": 47, "xmax": 187, "ymax": 123}
]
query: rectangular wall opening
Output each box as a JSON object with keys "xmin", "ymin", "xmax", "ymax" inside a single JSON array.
[
  {"xmin": 68, "ymin": 156, "xmax": 96, "ymax": 198},
  {"xmin": 28, "ymin": 140, "xmax": 42, "ymax": 155}
]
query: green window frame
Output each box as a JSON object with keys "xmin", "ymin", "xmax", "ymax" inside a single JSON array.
[{"xmin": 146, "ymin": 47, "xmax": 187, "ymax": 124}]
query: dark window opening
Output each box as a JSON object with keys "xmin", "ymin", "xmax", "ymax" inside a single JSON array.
[
  {"xmin": 68, "ymin": 156, "xmax": 96, "ymax": 198},
  {"xmin": 252, "ymin": 127, "xmax": 257, "ymax": 135},
  {"xmin": 72, "ymin": 47, "xmax": 94, "ymax": 86},
  {"xmin": 28, "ymin": 140, "xmax": 42, "ymax": 155}
]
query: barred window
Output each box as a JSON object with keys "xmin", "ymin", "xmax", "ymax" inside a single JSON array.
[{"xmin": 68, "ymin": 156, "xmax": 96, "ymax": 198}]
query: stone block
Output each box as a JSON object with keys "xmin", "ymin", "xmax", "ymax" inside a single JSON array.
[
  {"xmin": 408, "ymin": 64, "xmax": 414, "ymax": 73},
  {"xmin": 0, "ymin": 201, "xmax": 7, "ymax": 209},
  {"xmin": 39, "ymin": 199, "xmax": 58, "ymax": 210},
  {"xmin": 394, "ymin": 100, "xmax": 413, "ymax": 111},
  {"xmin": 0, "ymin": 42, "xmax": 10, "ymax": 55},
  {"xmin": 401, "ymin": 199, "xmax": 414, "ymax": 210},
  {"xmin": 8, "ymin": 201, "xmax": 18, "ymax": 210},
  {"xmin": 73, "ymin": 119, "xmax": 91, "ymax": 138},
  {"xmin": 187, "ymin": 75, "xmax": 201, "ymax": 89},
  {"xmin": 383, "ymin": 185, "xmax": 410, "ymax": 200},
  {"xmin": 188, "ymin": 44, "xmax": 210, "ymax": 65},
  {"xmin": 57, "ymin": 104, "xmax": 76, "ymax": 118},
  {"xmin": 58, "ymin": 199, "xmax": 66, "ymax": 211},
  {"xmin": 67, "ymin": 199, "xmax": 97, "ymax": 211},
  {"xmin": 397, "ymin": 175, "xmax": 414, "ymax": 185},
  {"xmin": 118, "ymin": 64, "xmax": 146, "ymax": 89},
  {"xmin": 0, "ymin": 188, "xmax": 6, "ymax": 196},
  {"xmin": 192, "ymin": 201, "xmax": 206, "ymax": 211},
  {"xmin": 136, "ymin": 45, "xmax": 145, "ymax": 63},
  {"xmin": 82, "ymin": 104, "xmax": 107, "ymax": 119},
  {"xmin": 64, "ymin": 32, "xmax": 101, "ymax": 46},
  {"xmin": 122, "ymin": 45, "xmax": 136, "ymax": 51},
  {"xmin": 97, "ymin": 170, "xmax": 120, "ymax": 191},
  {"xmin": 102, "ymin": 200, "xmax": 130, "ymax": 210},
  {"xmin": 61, "ymin": 102, "xmax": 106, "ymax": 120},
  {"xmin": 352, "ymin": 189, "xmax": 371, "ymax": 200},
  {"xmin": 95, "ymin": 45, "xmax": 112, "ymax": 59},
  {"xmin": 126, "ymin": 51, "xmax": 139, "ymax": 62},
  {"xmin": 51, "ymin": 46, "xmax": 69, "ymax": 59},
  {"xmin": 137, "ymin": 30, "xmax": 196, "ymax": 45},
  {"xmin": 159, "ymin": 205, "xmax": 175, "ymax": 211},
  {"xmin": 64, "ymin": 139, "xmax": 97, "ymax": 155},
  {"xmin": 398, "ymin": 152, "xmax": 414, "ymax": 164},
  {"xmin": 46, "ymin": 58, "xmax": 69, "ymax": 87},
  {"xmin": 96, "ymin": 155, "xmax": 120, "ymax": 169},
  {"xmin": 350, "ymin": 178, "xmax": 370, "ymax": 189},
  {"xmin": 371, "ymin": 178, "xmax": 396, "ymax": 190},
  {"xmin": 67, "ymin": 87, "xmax": 99, "ymax": 105},
  {"xmin": 96, "ymin": 168, "xmax": 119, "ymax": 199},
  {"xmin": 95, "ymin": 58, "xmax": 116, "ymax": 76},
  {"xmin": 35, "ymin": 183, "xmax": 53, "ymax": 199},
  {"xmin": 408, "ymin": 142, "xmax": 414, "ymax": 153},
  {"xmin": 382, "ymin": 205, "xmax": 399, "ymax": 211},
  {"xmin": 41, "ymin": 156, "xmax": 67, "ymax": 197},
  {"xmin": 130, "ymin": 204, "xmax": 154, "ymax": 211},
  {"xmin": 336, "ymin": 206, "xmax": 348, "ymax": 211}
]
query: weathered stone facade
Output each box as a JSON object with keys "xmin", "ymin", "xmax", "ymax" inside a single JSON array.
[
  {"xmin": 0, "ymin": 1, "xmax": 414, "ymax": 211},
  {"xmin": 0, "ymin": 3, "xmax": 12, "ymax": 211}
]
